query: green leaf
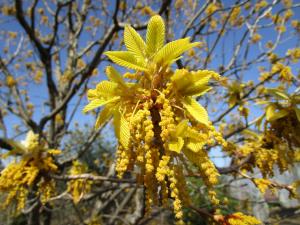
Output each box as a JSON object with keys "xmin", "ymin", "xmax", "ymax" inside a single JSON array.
[
  {"xmin": 146, "ymin": 15, "xmax": 165, "ymax": 55},
  {"xmin": 168, "ymin": 137, "xmax": 184, "ymax": 153},
  {"xmin": 124, "ymin": 25, "xmax": 146, "ymax": 60},
  {"xmin": 83, "ymin": 97, "xmax": 119, "ymax": 113},
  {"xmin": 153, "ymin": 38, "xmax": 200, "ymax": 67},
  {"xmin": 113, "ymin": 111, "xmax": 130, "ymax": 149},
  {"xmin": 104, "ymin": 51, "xmax": 148, "ymax": 71},
  {"xmin": 182, "ymin": 97, "xmax": 209, "ymax": 125},
  {"xmin": 95, "ymin": 106, "xmax": 114, "ymax": 129}
]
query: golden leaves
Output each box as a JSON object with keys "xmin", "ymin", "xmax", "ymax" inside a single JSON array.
[
  {"xmin": 104, "ymin": 51, "xmax": 148, "ymax": 71},
  {"xmin": 182, "ymin": 97, "xmax": 209, "ymax": 126},
  {"xmin": 146, "ymin": 15, "xmax": 165, "ymax": 55},
  {"xmin": 124, "ymin": 25, "xmax": 146, "ymax": 60}
]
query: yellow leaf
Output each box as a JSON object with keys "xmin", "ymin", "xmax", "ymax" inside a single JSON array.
[
  {"xmin": 105, "ymin": 66, "xmax": 127, "ymax": 88},
  {"xmin": 96, "ymin": 81, "xmax": 118, "ymax": 97},
  {"xmin": 124, "ymin": 25, "xmax": 146, "ymax": 60},
  {"xmin": 183, "ymin": 148, "xmax": 201, "ymax": 167},
  {"xmin": 113, "ymin": 111, "xmax": 130, "ymax": 149},
  {"xmin": 146, "ymin": 15, "xmax": 165, "ymax": 55},
  {"xmin": 265, "ymin": 104, "xmax": 276, "ymax": 121},
  {"xmin": 266, "ymin": 104, "xmax": 288, "ymax": 121},
  {"xmin": 169, "ymin": 137, "xmax": 184, "ymax": 153},
  {"xmin": 266, "ymin": 88, "xmax": 289, "ymax": 100},
  {"xmin": 182, "ymin": 97, "xmax": 209, "ymax": 125},
  {"xmin": 175, "ymin": 120, "xmax": 189, "ymax": 136},
  {"xmin": 171, "ymin": 69, "xmax": 191, "ymax": 91},
  {"xmin": 186, "ymin": 141, "xmax": 204, "ymax": 153},
  {"xmin": 95, "ymin": 106, "xmax": 114, "ymax": 129},
  {"xmin": 86, "ymin": 89, "xmax": 98, "ymax": 101},
  {"xmin": 185, "ymin": 128, "xmax": 202, "ymax": 140},
  {"xmin": 83, "ymin": 97, "xmax": 119, "ymax": 113},
  {"xmin": 104, "ymin": 51, "xmax": 148, "ymax": 71},
  {"xmin": 153, "ymin": 38, "xmax": 200, "ymax": 67},
  {"xmin": 184, "ymin": 85, "xmax": 212, "ymax": 97}
]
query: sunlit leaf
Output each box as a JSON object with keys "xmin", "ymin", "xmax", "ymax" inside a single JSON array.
[
  {"xmin": 83, "ymin": 97, "xmax": 119, "ymax": 113},
  {"xmin": 182, "ymin": 97, "xmax": 209, "ymax": 125},
  {"xmin": 124, "ymin": 25, "xmax": 146, "ymax": 60},
  {"xmin": 105, "ymin": 66, "xmax": 127, "ymax": 88},
  {"xmin": 96, "ymin": 81, "xmax": 118, "ymax": 97},
  {"xmin": 105, "ymin": 51, "xmax": 148, "ymax": 71},
  {"xmin": 95, "ymin": 106, "xmax": 114, "ymax": 129},
  {"xmin": 153, "ymin": 38, "xmax": 200, "ymax": 66},
  {"xmin": 113, "ymin": 110, "xmax": 130, "ymax": 149},
  {"xmin": 169, "ymin": 137, "xmax": 184, "ymax": 153},
  {"xmin": 266, "ymin": 88, "xmax": 289, "ymax": 100},
  {"xmin": 186, "ymin": 141, "xmax": 204, "ymax": 153},
  {"xmin": 146, "ymin": 15, "xmax": 165, "ymax": 55}
]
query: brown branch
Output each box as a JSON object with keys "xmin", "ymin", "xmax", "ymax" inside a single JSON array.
[{"xmin": 50, "ymin": 173, "xmax": 137, "ymax": 184}]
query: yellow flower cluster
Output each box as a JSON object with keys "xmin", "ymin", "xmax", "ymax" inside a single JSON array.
[
  {"xmin": 253, "ymin": 178, "xmax": 273, "ymax": 194},
  {"xmin": 239, "ymin": 127, "xmax": 299, "ymax": 177},
  {"xmin": 0, "ymin": 131, "xmax": 60, "ymax": 213},
  {"xmin": 6, "ymin": 75, "xmax": 17, "ymax": 87},
  {"xmin": 67, "ymin": 160, "xmax": 92, "ymax": 204},
  {"xmin": 226, "ymin": 212, "xmax": 261, "ymax": 225},
  {"xmin": 271, "ymin": 63, "xmax": 293, "ymax": 82},
  {"xmin": 287, "ymin": 48, "xmax": 300, "ymax": 63},
  {"xmin": 83, "ymin": 15, "xmax": 227, "ymax": 221}
]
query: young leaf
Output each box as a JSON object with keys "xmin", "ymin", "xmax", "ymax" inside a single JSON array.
[
  {"xmin": 124, "ymin": 25, "xmax": 146, "ymax": 60},
  {"xmin": 83, "ymin": 97, "xmax": 119, "ymax": 113},
  {"xmin": 168, "ymin": 137, "xmax": 184, "ymax": 153},
  {"xmin": 96, "ymin": 81, "xmax": 118, "ymax": 97},
  {"xmin": 183, "ymin": 85, "xmax": 212, "ymax": 97},
  {"xmin": 105, "ymin": 66, "xmax": 127, "ymax": 88},
  {"xmin": 175, "ymin": 120, "xmax": 189, "ymax": 137},
  {"xmin": 146, "ymin": 15, "xmax": 165, "ymax": 55},
  {"xmin": 104, "ymin": 51, "xmax": 148, "ymax": 71},
  {"xmin": 182, "ymin": 97, "xmax": 209, "ymax": 125},
  {"xmin": 268, "ymin": 109, "xmax": 289, "ymax": 121},
  {"xmin": 95, "ymin": 106, "xmax": 114, "ymax": 129},
  {"xmin": 113, "ymin": 111, "xmax": 130, "ymax": 149},
  {"xmin": 266, "ymin": 88, "xmax": 289, "ymax": 100},
  {"xmin": 153, "ymin": 38, "xmax": 200, "ymax": 66},
  {"xmin": 186, "ymin": 140, "xmax": 204, "ymax": 153}
]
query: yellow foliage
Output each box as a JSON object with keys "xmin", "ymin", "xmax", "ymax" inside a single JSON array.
[
  {"xmin": 6, "ymin": 75, "xmax": 17, "ymax": 87},
  {"xmin": 226, "ymin": 212, "xmax": 261, "ymax": 225},
  {"xmin": 0, "ymin": 131, "xmax": 60, "ymax": 213},
  {"xmin": 206, "ymin": 3, "xmax": 219, "ymax": 15},
  {"xmin": 67, "ymin": 160, "xmax": 92, "ymax": 204},
  {"xmin": 83, "ymin": 15, "xmax": 226, "ymax": 220},
  {"xmin": 251, "ymin": 33, "xmax": 261, "ymax": 43}
]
